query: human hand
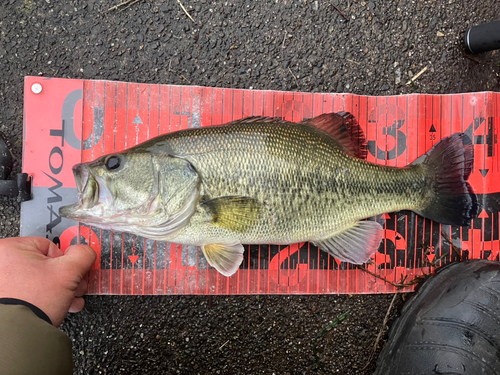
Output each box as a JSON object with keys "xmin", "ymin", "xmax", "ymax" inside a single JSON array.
[{"xmin": 0, "ymin": 237, "xmax": 96, "ymax": 327}]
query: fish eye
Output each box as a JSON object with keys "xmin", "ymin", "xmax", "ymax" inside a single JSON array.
[{"xmin": 105, "ymin": 155, "xmax": 121, "ymax": 170}]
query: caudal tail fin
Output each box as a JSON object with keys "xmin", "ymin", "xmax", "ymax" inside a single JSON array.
[{"xmin": 413, "ymin": 133, "xmax": 477, "ymax": 227}]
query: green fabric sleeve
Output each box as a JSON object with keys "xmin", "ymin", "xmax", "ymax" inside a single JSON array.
[{"xmin": 0, "ymin": 304, "xmax": 73, "ymax": 375}]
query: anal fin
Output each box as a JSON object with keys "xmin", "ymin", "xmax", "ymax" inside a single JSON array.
[
  {"xmin": 202, "ymin": 243, "xmax": 245, "ymax": 276},
  {"xmin": 313, "ymin": 220, "xmax": 384, "ymax": 264}
]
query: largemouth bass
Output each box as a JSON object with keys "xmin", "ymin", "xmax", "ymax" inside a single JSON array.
[{"xmin": 60, "ymin": 112, "xmax": 477, "ymax": 276}]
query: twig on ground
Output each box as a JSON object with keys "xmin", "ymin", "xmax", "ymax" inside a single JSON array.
[
  {"xmin": 288, "ymin": 67, "xmax": 300, "ymax": 88},
  {"xmin": 362, "ymin": 293, "xmax": 398, "ymax": 370},
  {"xmin": 406, "ymin": 66, "xmax": 428, "ymax": 85},
  {"xmin": 441, "ymin": 231, "xmax": 463, "ymax": 261},
  {"xmin": 219, "ymin": 340, "xmax": 229, "ymax": 350},
  {"xmin": 121, "ymin": 0, "xmax": 141, "ymax": 11},
  {"xmin": 254, "ymin": 318, "xmax": 266, "ymax": 332},
  {"xmin": 331, "ymin": 4, "xmax": 349, "ymax": 21},
  {"xmin": 346, "ymin": 58, "xmax": 360, "ymax": 65},
  {"xmin": 177, "ymin": 0, "xmax": 195, "ymax": 22},
  {"xmin": 108, "ymin": 0, "xmax": 140, "ymax": 11},
  {"xmin": 464, "ymin": 54, "xmax": 481, "ymax": 64},
  {"xmin": 356, "ymin": 265, "xmax": 424, "ymax": 289},
  {"xmin": 424, "ymin": 251, "xmax": 447, "ymax": 268},
  {"xmin": 167, "ymin": 59, "xmax": 192, "ymax": 84},
  {"xmin": 282, "ymin": 31, "xmax": 287, "ymax": 48}
]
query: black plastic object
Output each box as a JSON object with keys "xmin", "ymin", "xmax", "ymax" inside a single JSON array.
[
  {"xmin": 0, "ymin": 133, "xmax": 12, "ymax": 180},
  {"xmin": 465, "ymin": 20, "xmax": 500, "ymax": 53},
  {"xmin": 374, "ymin": 260, "xmax": 500, "ymax": 375},
  {"xmin": 0, "ymin": 134, "xmax": 31, "ymax": 202}
]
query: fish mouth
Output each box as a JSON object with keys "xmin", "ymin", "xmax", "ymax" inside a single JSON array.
[{"xmin": 59, "ymin": 164, "xmax": 100, "ymax": 219}]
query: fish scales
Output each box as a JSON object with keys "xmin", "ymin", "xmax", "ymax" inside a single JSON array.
[{"xmin": 139, "ymin": 122, "xmax": 425, "ymax": 245}]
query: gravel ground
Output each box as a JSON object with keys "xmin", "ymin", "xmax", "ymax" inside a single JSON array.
[{"xmin": 1, "ymin": 0, "xmax": 499, "ymax": 374}]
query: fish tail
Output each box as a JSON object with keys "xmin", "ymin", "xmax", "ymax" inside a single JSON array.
[{"xmin": 413, "ymin": 133, "xmax": 477, "ymax": 227}]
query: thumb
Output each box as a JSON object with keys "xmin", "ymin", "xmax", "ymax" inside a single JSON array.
[{"xmin": 61, "ymin": 245, "xmax": 97, "ymax": 277}]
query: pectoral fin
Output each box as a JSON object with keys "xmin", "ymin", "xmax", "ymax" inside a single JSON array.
[
  {"xmin": 200, "ymin": 196, "xmax": 262, "ymax": 233},
  {"xmin": 313, "ymin": 220, "xmax": 384, "ymax": 264},
  {"xmin": 202, "ymin": 243, "xmax": 245, "ymax": 276}
]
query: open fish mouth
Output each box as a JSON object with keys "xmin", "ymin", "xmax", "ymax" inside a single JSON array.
[{"xmin": 60, "ymin": 164, "xmax": 100, "ymax": 219}]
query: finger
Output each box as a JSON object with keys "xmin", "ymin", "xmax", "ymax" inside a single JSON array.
[
  {"xmin": 75, "ymin": 279, "xmax": 88, "ymax": 297},
  {"xmin": 62, "ymin": 245, "xmax": 97, "ymax": 277},
  {"xmin": 27, "ymin": 237, "xmax": 64, "ymax": 258},
  {"xmin": 1, "ymin": 236, "xmax": 59, "ymax": 257},
  {"xmin": 45, "ymin": 242, "xmax": 64, "ymax": 258},
  {"xmin": 69, "ymin": 297, "xmax": 85, "ymax": 313}
]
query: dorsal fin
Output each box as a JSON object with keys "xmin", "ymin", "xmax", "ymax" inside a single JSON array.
[
  {"xmin": 300, "ymin": 112, "xmax": 368, "ymax": 159},
  {"xmin": 223, "ymin": 116, "xmax": 288, "ymax": 125}
]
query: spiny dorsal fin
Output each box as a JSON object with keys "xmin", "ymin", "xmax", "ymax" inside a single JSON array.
[
  {"xmin": 300, "ymin": 112, "xmax": 368, "ymax": 160},
  {"xmin": 200, "ymin": 196, "xmax": 262, "ymax": 233},
  {"xmin": 223, "ymin": 116, "xmax": 289, "ymax": 125}
]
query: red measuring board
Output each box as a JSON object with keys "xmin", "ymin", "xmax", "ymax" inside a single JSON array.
[{"xmin": 21, "ymin": 76, "xmax": 500, "ymax": 295}]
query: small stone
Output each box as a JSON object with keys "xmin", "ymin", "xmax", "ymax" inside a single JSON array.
[
  {"xmin": 437, "ymin": 31, "xmax": 445, "ymax": 37},
  {"xmin": 429, "ymin": 16, "xmax": 439, "ymax": 30},
  {"xmin": 381, "ymin": 84, "xmax": 390, "ymax": 91},
  {"xmin": 440, "ymin": 51, "xmax": 447, "ymax": 63}
]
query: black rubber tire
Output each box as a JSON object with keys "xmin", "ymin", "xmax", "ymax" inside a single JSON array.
[{"xmin": 374, "ymin": 260, "xmax": 500, "ymax": 375}]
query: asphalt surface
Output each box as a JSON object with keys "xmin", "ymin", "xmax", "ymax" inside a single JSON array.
[{"xmin": 1, "ymin": 0, "xmax": 499, "ymax": 374}]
